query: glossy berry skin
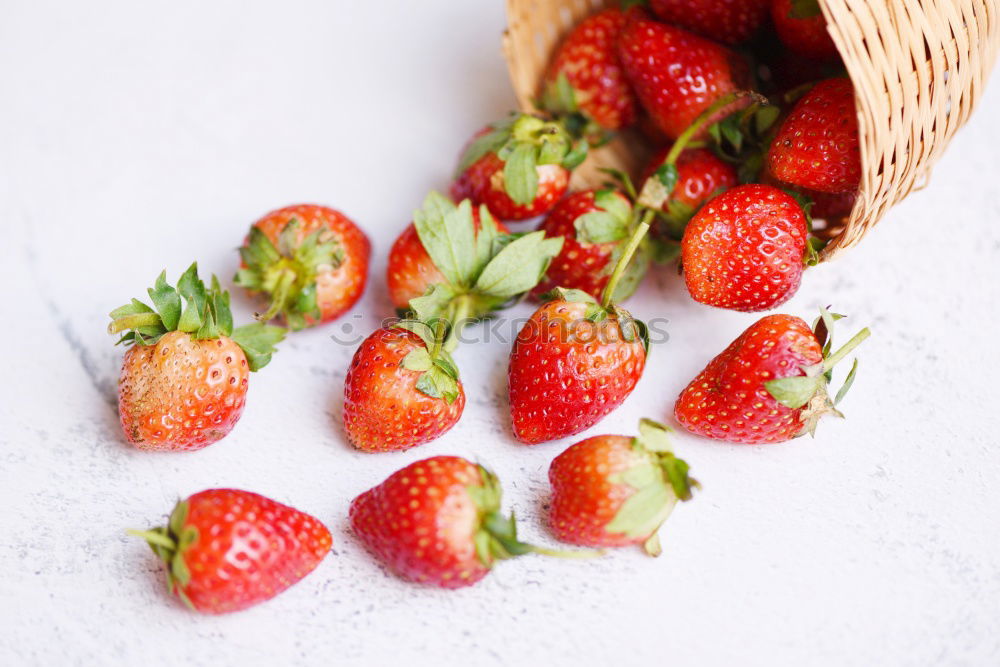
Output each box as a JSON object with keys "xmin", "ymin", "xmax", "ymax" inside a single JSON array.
[
  {"xmin": 617, "ymin": 8, "xmax": 746, "ymax": 140},
  {"xmin": 387, "ymin": 213, "xmax": 509, "ymax": 310},
  {"xmin": 549, "ymin": 435, "xmax": 654, "ymax": 547},
  {"xmin": 674, "ymin": 315, "xmax": 823, "ymax": 443},
  {"xmin": 768, "ymin": 78, "xmax": 861, "ymax": 194},
  {"xmin": 343, "ymin": 327, "xmax": 465, "ymax": 452},
  {"xmin": 451, "ymin": 150, "xmax": 569, "ymax": 221},
  {"xmin": 249, "ymin": 204, "xmax": 370, "ymax": 324},
  {"xmin": 118, "ymin": 331, "xmax": 249, "ymax": 452},
  {"xmin": 545, "ymin": 8, "xmax": 637, "ymax": 130},
  {"xmin": 649, "ymin": 0, "xmax": 769, "ymax": 44},
  {"xmin": 771, "ymin": 0, "xmax": 840, "ymax": 60},
  {"xmin": 681, "ymin": 185, "xmax": 808, "ymax": 312},
  {"xmin": 163, "ymin": 489, "xmax": 332, "ymax": 614},
  {"xmin": 350, "ymin": 456, "xmax": 490, "ymax": 588},
  {"xmin": 508, "ymin": 300, "xmax": 646, "ymax": 444},
  {"xmin": 531, "ymin": 190, "xmax": 629, "ymax": 300},
  {"xmin": 810, "ymin": 188, "xmax": 857, "ymax": 220},
  {"xmin": 645, "ymin": 147, "xmax": 739, "ymax": 213}
]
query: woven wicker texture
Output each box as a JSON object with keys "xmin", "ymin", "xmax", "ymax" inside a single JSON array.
[{"xmin": 503, "ymin": 0, "xmax": 1000, "ymax": 259}]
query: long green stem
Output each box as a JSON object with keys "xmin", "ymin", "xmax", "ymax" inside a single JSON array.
[
  {"xmin": 823, "ymin": 328, "xmax": 871, "ymax": 372},
  {"xmin": 530, "ymin": 545, "xmax": 606, "ymax": 559},
  {"xmin": 601, "ymin": 210, "xmax": 653, "ymax": 308},
  {"xmin": 443, "ymin": 295, "xmax": 473, "ymax": 354},
  {"xmin": 127, "ymin": 529, "xmax": 175, "ymax": 550},
  {"xmin": 663, "ymin": 90, "xmax": 763, "ymax": 166}
]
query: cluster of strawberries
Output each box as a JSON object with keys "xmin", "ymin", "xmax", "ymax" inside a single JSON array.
[{"xmin": 114, "ymin": 0, "xmax": 871, "ymax": 613}]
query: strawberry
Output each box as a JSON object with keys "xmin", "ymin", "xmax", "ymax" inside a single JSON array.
[
  {"xmin": 509, "ymin": 217, "xmax": 652, "ymax": 444},
  {"xmin": 771, "ymin": 0, "xmax": 839, "ymax": 60},
  {"xmin": 648, "ymin": 0, "xmax": 769, "ymax": 44},
  {"xmin": 131, "ymin": 489, "xmax": 331, "ymax": 613},
  {"xmin": 617, "ymin": 8, "xmax": 748, "ymax": 140},
  {"xmin": 675, "ymin": 308, "xmax": 869, "ymax": 443},
  {"xmin": 767, "ymin": 78, "xmax": 861, "ymax": 194},
  {"xmin": 343, "ymin": 323, "xmax": 466, "ymax": 452},
  {"xmin": 531, "ymin": 188, "xmax": 649, "ymax": 301},
  {"xmin": 350, "ymin": 456, "xmax": 595, "ymax": 588},
  {"xmin": 681, "ymin": 184, "xmax": 810, "ymax": 312},
  {"xmin": 451, "ymin": 113, "xmax": 586, "ymax": 221},
  {"xmin": 540, "ymin": 8, "xmax": 637, "ymax": 132},
  {"xmin": 549, "ymin": 419, "xmax": 698, "ymax": 556},
  {"xmin": 235, "ymin": 204, "xmax": 370, "ymax": 330},
  {"xmin": 108, "ymin": 264, "xmax": 285, "ymax": 451}
]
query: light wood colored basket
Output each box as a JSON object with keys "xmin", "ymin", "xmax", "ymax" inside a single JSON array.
[{"xmin": 503, "ymin": 0, "xmax": 1000, "ymax": 259}]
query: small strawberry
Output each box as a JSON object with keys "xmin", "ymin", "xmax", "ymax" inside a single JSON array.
[
  {"xmin": 617, "ymin": 8, "xmax": 748, "ymax": 140},
  {"xmin": 108, "ymin": 264, "xmax": 285, "ymax": 451},
  {"xmin": 767, "ymin": 78, "xmax": 861, "ymax": 194},
  {"xmin": 531, "ymin": 188, "xmax": 649, "ymax": 301},
  {"xmin": 771, "ymin": 0, "xmax": 840, "ymax": 60},
  {"xmin": 681, "ymin": 184, "xmax": 810, "ymax": 312},
  {"xmin": 648, "ymin": 0, "xmax": 769, "ymax": 44},
  {"xmin": 131, "ymin": 489, "xmax": 331, "ymax": 613},
  {"xmin": 350, "ymin": 456, "xmax": 596, "ymax": 588},
  {"xmin": 540, "ymin": 8, "xmax": 637, "ymax": 132},
  {"xmin": 675, "ymin": 308, "xmax": 870, "ymax": 443},
  {"xmin": 343, "ymin": 323, "xmax": 466, "ymax": 453},
  {"xmin": 451, "ymin": 113, "xmax": 586, "ymax": 221},
  {"xmin": 235, "ymin": 204, "xmax": 370, "ymax": 330},
  {"xmin": 549, "ymin": 419, "xmax": 698, "ymax": 556},
  {"xmin": 509, "ymin": 217, "xmax": 652, "ymax": 444}
]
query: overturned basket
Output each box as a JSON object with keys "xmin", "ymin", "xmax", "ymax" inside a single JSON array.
[{"xmin": 503, "ymin": 0, "xmax": 1000, "ymax": 259}]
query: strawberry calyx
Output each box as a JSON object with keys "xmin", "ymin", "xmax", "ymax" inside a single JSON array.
[
  {"xmin": 604, "ymin": 419, "xmax": 699, "ymax": 557},
  {"xmin": 538, "ymin": 72, "xmax": 612, "ymax": 147},
  {"xmin": 455, "ymin": 113, "xmax": 587, "ymax": 206},
  {"xmin": 128, "ymin": 498, "xmax": 198, "ymax": 610},
  {"xmin": 234, "ymin": 218, "xmax": 343, "ymax": 330},
  {"xmin": 468, "ymin": 465, "xmax": 602, "ymax": 566},
  {"xmin": 393, "ymin": 318, "xmax": 462, "ymax": 404},
  {"xmin": 788, "ymin": 0, "xmax": 822, "ymax": 19},
  {"xmin": 765, "ymin": 307, "xmax": 872, "ymax": 436},
  {"xmin": 107, "ymin": 263, "xmax": 285, "ymax": 371}
]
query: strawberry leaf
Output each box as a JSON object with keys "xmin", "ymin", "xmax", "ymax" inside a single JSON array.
[
  {"xmin": 636, "ymin": 418, "xmax": 673, "ymax": 453},
  {"xmin": 604, "ymin": 468, "xmax": 676, "ymax": 540},
  {"xmin": 764, "ymin": 375, "xmax": 823, "ymax": 409},
  {"xmin": 503, "ymin": 142, "xmax": 540, "ymax": 206},
  {"xmin": 474, "ymin": 231, "xmax": 563, "ymax": 299},
  {"xmin": 454, "ymin": 117, "xmax": 515, "ymax": 177},
  {"xmin": 413, "ymin": 193, "xmax": 478, "ymax": 289},
  {"xmin": 147, "ymin": 271, "xmax": 181, "ymax": 331},
  {"xmin": 574, "ymin": 211, "xmax": 629, "ymax": 244},
  {"xmin": 230, "ymin": 322, "xmax": 286, "ymax": 372}
]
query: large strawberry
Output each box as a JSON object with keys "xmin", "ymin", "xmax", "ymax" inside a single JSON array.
[
  {"xmin": 648, "ymin": 0, "xmax": 769, "ymax": 44},
  {"xmin": 108, "ymin": 264, "xmax": 285, "ymax": 451},
  {"xmin": 767, "ymin": 78, "xmax": 861, "ymax": 194},
  {"xmin": 509, "ymin": 217, "xmax": 652, "ymax": 444},
  {"xmin": 549, "ymin": 419, "xmax": 698, "ymax": 556},
  {"xmin": 451, "ymin": 113, "xmax": 586, "ymax": 221},
  {"xmin": 540, "ymin": 7, "xmax": 637, "ymax": 132},
  {"xmin": 675, "ymin": 308, "xmax": 870, "ymax": 443},
  {"xmin": 771, "ymin": 0, "xmax": 839, "ymax": 60},
  {"xmin": 617, "ymin": 8, "xmax": 748, "ymax": 140},
  {"xmin": 350, "ymin": 456, "xmax": 596, "ymax": 588},
  {"xmin": 681, "ymin": 184, "xmax": 811, "ymax": 312},
  {"xmin": 235, "ymin": 204, "xmax": 370, "ymax": 330},
  {"xmin": 131, "ymin": 489, "xmax": 331, "ymax": 613}
]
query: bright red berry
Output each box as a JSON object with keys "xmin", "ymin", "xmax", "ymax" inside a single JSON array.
[
  {"xmin": 648, "ymin": 0, "xmax": 769, "ymax": 44},
  {"xmin": 643, "ymin": 146, "xmax": 738, "ymax": 235},
  {"xmin": 768, "ymin": 78, "xmax": 861, "ymax": 194},
  {"xmin": 771, "ymin": 0, "xmax": 840, "ymax": 60},
  {"xmin": 674, "ymin": 310, "xmax": 869, "ymax": 443},
  {"xmin": 235, "ymin": 204, "xmax": 370, "ymax": 330},
  {"xmin": 681, "ymin": 184, "xmax": 809, "ymax": 312},
  {"xmin": 132, "ymin": 489, "xmax": 331, "ymax": 613},
  {"xmin": 541, "ymin": 8, "xmax": 637, "ymax": 130}
]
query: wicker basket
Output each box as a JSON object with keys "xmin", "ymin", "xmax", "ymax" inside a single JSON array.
[{"xmin": 503, "ymin": 0, "xmax": 1000, "ymax": 259}]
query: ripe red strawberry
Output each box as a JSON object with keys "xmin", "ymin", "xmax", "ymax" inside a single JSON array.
[
  {"xmin": 767, "ymin": 78, "xmax": 861, "ymax": 194},
  {"xmin": 531, "ymin": 188, "xmax": 648, "ymax": 301},
  {"xmin": 451, "ymin": 114, "xmax": 585, "ymax": 221},
  {"xmin": 541, "ymin": 8, "xmax": 637, "ymax": 131},
  {"xmin": 675, "ymin": 309, "xmax": 869, "ymax": 443},
  {"xmin": 681, "ymin": 184, "xmax": 810, "ymax": 312},
  {"xmin": 771, "ymin": 0, "xmax": 839, "ymax": 60},
  {"xmin": 617, "ymin": 8, "xmax": 748, "ymax": 140},
  {"xmin": 131, "ymin": 489, "xmax": 331, "ymax": 613},
  {"xmin": 351, "ymin": 456, "xmax": 593, "ymax": 588},
  {"xmin": 549, "ymin": 419, "xmax": 698, "ymax": 555},
  {"xmin": 648, "ymin": 0, "xmax": 769, "ymax": 44},
  {"xmin": 809, "ymin": 188, "xmax": 856, "ymax": 221},
  {"xmin": 343, "ymin": 324, "xmax": 465, "ymax": 452},
  {"xmin": 235, "ymin": 204, "xmax": 370, "ymax": 330},
  {"xmin": 641, "ymin": 146, "xmax": 738, "ymax": 239},
  {"xmin": 108, "ymin": 264, "xmax": 285, "ymax": 451}
]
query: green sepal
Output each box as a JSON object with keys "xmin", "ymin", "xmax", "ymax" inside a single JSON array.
[
  {"xmin": 147, "ymin": 271, "xmax": 181, "ymax": 331},
  {"xmin": 413, "ymin": 193, "xmax": 478, "ymax": 289},
  {"xmin": 765, "ymin": 374, "xmax": 824, "ymax": 410},
  {"xmin": 575, "ymin": 190, "xmax": 633, "ymax": 244},
  {"xmin": 503, "ymin": 142, "xmax": 540, "ymax": 206},
  {"xmin": 393, "ymin": 318, "xmax": 461, "ymax": 404},
  {"xmin": 789, "ymin": 0, "xmax": 822, "ymax": 18},
  {"xmin": 408, "ymin": 283, "xmax": 459, "ymax": 323},
  {"xmin": 129, "ymin": 498, "xmax": 199, "ymax": 611},
  {"xmin": 454, "ymin": 117, "xmax": 517, "ymax": 177},
  {"xmin": 708, "ymin": 100, "xmax": 778, "ymax": 184},
  {"xmin": 230, "ymin": 322, "xmax": 286, "ymax": 372},
  {"xmin": 474, "ymin": 231, "xmax": 564, "ymax": 300},
  {"xmin": 539, "ymin": 71, "xmax": 578, "ymax": 116},
  {"xmin": 392, "ymin": 319, "xmax": 438, "ymax": 350}
]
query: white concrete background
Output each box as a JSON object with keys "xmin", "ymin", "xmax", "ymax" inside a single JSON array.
[{"xmin": 2, "ymin": 1, "xmax": 999, "ymax": 665}]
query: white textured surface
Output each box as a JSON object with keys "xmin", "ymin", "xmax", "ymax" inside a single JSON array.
[{"xmin": 2, "ymin": 1, "xmax": 999, "ymax": 665}]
